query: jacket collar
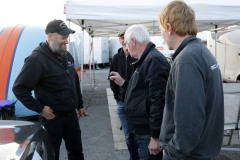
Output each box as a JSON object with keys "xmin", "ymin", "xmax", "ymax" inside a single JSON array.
[
  {"xmin": 172, "ymin": 36, "xmax": 197, "ymax": 61},
  {"xmin": 118, "ymin": 47, "xmax": 125, "ymax": 57},
  {"xmin": 132, "ymin": 42, "xmax": 155, "ymax": 68},
  {"xmin": 118, "ymin": 47, "xmax": 132, "ymax": 58},
  {"xmin": 38, "ymin": 42, "xmax": 68, "ymax": 69}
]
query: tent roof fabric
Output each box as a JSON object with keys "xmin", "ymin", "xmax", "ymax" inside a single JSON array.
[{"xmin": 65, "ymin": 0, "xmax": 240, "ymax": 37}]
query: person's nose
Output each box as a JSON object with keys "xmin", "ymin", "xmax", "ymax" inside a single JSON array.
[
  {"xmin": 64, "ymin": 39, "xmax": 68, "ymax": 44},
  {"xmin": 126, "ymin": 44, "xmax": 129, "ymax": 50}
]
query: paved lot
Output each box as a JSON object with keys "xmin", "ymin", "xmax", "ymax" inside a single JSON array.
[
  {"xmin": 60, "ymin": 66, "xmax": 129, "ymax": 160},
  {"xmin": 60, "ymin": 65, "xmax": 240, "ymax": 160}
]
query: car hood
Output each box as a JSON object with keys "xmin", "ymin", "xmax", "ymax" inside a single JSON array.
[{"xmin": 0, "ymin": 120, "xmax": 40, "ymax": 160}]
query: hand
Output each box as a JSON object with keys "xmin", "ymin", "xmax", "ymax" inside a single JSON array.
[
  {"xmin": 41, "ymin": 106, "xmax": 55, "ymax": 120},
  {"xmin": 109, "ymin": 71, "xmax": 125, "ymax": 87},
  {"xmin": 78, "ymin": 108, "xmax": 87, "ymax": 117},
  {"xmin": 148, "ymin": 137, "xmax": 162, "ymax": 155}
]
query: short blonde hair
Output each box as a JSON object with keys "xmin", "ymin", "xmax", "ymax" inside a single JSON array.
[{"xmin": 158, "ymin": 0, "xmax": 197, "ymax": 36}]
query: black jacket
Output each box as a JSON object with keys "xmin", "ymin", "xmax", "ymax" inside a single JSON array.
[
  {"xmin": 124, "ymin": 42, "xmax": 170, "ymax": 138},
  {"xmin": 12, "ymin": 42, "xmax": 83, "ymax": 113},
  {"xmin": 109, "ymin": 48, "xmax": 136, "ymax": 102}
]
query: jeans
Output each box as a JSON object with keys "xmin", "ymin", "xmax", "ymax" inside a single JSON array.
[
  {"xmin": 135, "ymin": 134, "xmax": 162, "ymax": 160},
  {"xmin": 117, "ymin": 101, "xmax": 139, "ymax": 160}
]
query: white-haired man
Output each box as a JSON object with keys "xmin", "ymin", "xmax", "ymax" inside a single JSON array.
[
  {"xmin": 109, "ymin": 28, "xmax": 139, "ymax": 160},
  {"xmin": 110, "ymin": 24, "xmax": 170, "ymax": 159}
]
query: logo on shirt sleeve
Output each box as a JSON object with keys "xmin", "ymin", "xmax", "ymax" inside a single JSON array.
[{"xmin": 211, "ymin": 63, "xmax": 219, "ymax": 70}]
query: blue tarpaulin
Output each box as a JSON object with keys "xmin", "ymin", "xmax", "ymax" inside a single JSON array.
[
  {"xmin": 0, "ymin": 100, "xmax": 16, "ymax": 120},
  {"xmin": 0, "ymin": 100, "xmax": 15, "ymax": 107}
]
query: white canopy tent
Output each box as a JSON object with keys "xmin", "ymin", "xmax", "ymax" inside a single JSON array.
[
  {"xmin": 65, "ymin": 0, "xmax": 240, "ymax": 37},
  {"xmin": 64, "ymin": 0, "xmax": 240, "ymax": 91}
]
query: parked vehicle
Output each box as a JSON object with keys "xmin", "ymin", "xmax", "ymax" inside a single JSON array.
[
  {"xmin": 0, "ymin": 25, "xmax": 81, "ymax": 118},
  {"xmin": 207, "ymin": 28, "xmax": 240, "ymax": 82},
  {"xmin": 0, "ymin": 120, "xmax": 54, "ymax": 160}
]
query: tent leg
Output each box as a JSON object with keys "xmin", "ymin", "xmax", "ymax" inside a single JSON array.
[
  {"xmin": 214, "ymin": 24, "xmax": 218, "ymax": 59},
  {"xmin": 81, "ymin": 25, "xmax": 85, "ymax": 94}
]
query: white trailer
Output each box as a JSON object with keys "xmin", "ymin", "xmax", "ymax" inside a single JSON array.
[
  {"xmin": 77, "ymin": 32, "xmax": 109, "ymax": 65},
  {"xmin": 207, "ymin": 29, "xmax": 240, "ymax": 82},
  {"xmin": 109, "ymin": 37, "xmax": 121, "ymax": 60},
  {"xmin": 93, "ymin": 37, "xmax": 109, "ymax": 64},
  {"xmin": 150, "ymin": 36, "xmax": 174, "ymax": 58},
  {"xmin": 109, "ymin": 36, "xmax": 174, "ymax": 60}
]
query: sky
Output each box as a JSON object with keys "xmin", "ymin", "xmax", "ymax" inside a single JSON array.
[
  {"xmin": 2, "ymin": 0, "xmax": 240, "ymax": 28},
  {"xmin": 1, "ymin": 0, "xmax": 240, "ymax": 27},
  {"xmin": 1, "ymin": 0, "xmax": 239, "ymax": 38},
  {"xmin": 0, "ymin": 0, "xmax": 67, "ymax": 27}
]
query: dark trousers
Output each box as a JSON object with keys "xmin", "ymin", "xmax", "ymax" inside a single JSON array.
[{"xmin": 39, "ymin": 111, "xmax": 84, "ymax": 160}]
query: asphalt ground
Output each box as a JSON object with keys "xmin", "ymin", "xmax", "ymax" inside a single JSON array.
[
  {"xmin": 59, "ymin": 65, "xmax": 240, "ymax": 160},
  {"xmin": 60, "ymin": 65, "xmax": 129, "ymax": 160}
]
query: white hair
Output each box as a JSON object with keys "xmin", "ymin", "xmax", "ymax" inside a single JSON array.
[{"xmin": 124, "ymin": 24, "xmax": 150, "ymax": 43}]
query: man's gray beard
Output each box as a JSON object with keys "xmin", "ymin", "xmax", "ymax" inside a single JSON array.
[{"xmin": 49, "ymin": 40, "xmax": 67, "ymax": 58}]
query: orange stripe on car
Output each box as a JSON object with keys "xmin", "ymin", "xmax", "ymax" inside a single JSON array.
[{"xmin": 0, "ymin": 24, "xmax": 25, "ymax": 100}]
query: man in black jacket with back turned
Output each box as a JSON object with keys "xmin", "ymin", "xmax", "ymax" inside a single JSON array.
[
  {"xmin": 158, "ymin": 1, "xmax": 224, "ymax": 159},
  {"xmin": 12, "ymin": 19, "xmax": 87, "ymax": 160},
  {"xmin": 109, "ymin": 28, "xmax": 139, "ymax": 160}
]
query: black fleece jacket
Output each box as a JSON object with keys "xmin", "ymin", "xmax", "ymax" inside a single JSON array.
[
  {"xmin": 109, "ymin": 48, "xmax": 136, "ymax": 102},
  {"xmin": 124, "ymin": 42, "xmax": 170, "ymax": 138},
  {"xmin": 12, "ymin": 42, "xmax": 83, "ymax": 114}
]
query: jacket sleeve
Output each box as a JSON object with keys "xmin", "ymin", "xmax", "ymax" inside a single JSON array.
[
  {"xmin": 163, "ymin": 63, "xmax": 206, "ymax": 160},
  {"xmin": 121, "ymin": 80, "xmax": 129, "ymax": 89},
  {"xmin": 12, "ymin": 55, "xmax": 45, "ymax": 113},
  {"xmin": 75, "ymin": 71, "xmax": 84, "ymax": 109},
  {"xmin": 67, "ymin": 52, "xmax": 84, "ymax": 109},
  {"xmin": 145, "ymin": 55, "xmax": 170, "ymax": 139},
  {"xmin": 109, "ymin": 55, "xmax": 120, "ymax": 102}
]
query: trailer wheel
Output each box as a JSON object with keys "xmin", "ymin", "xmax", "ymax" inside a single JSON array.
[{"xmin": 237, "ymin": 76, "xmax": 240, "ymax": 83}]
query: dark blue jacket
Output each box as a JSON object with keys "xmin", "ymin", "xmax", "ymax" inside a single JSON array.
[{"xmin": 124, "ymin": 42, "xmax": 170, "ymax": 138}]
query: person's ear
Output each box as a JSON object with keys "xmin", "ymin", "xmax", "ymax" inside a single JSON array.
[
  {"xmin": 47, "ymin": 33, "xmax": 53, "ymax": 41},
  {"xmin": 132, "ymin": 38, "xmax": 136, "ymax": 47},
  {"xmin": 167, "ymin": 23, "xmax": 173, "ymax": 36}
]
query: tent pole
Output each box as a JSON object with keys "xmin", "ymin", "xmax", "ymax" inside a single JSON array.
[
  {"xmin": 89, "ymin": 37, "xmax": 92, "ymax": 89},
  {"xmin": 92, "ymin": 36, "xmax": 96, "ymax": 86},
  {"xmin": 81, "ymin": 21, "xmax": 85, "ymax": 94},
  {"xmin": 68, "ymin": 20, "xmax": 71, "ymax": 47},
  {"xmin": 214, "ymin": 25, "xmax": 218, "ymax": 60},
  {"xmin": 153, "ymin": 21, "xmax": 155, "ymax": 35}
]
